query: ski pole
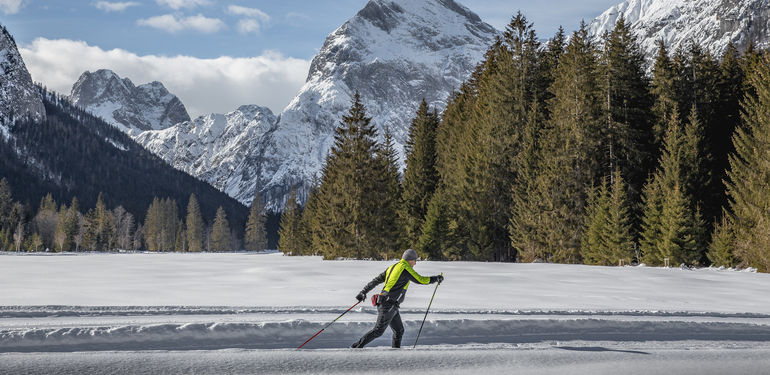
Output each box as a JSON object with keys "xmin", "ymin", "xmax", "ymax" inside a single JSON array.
[
  {"xmin": 413, "ymin": 272, "xmax": 442, "ymax": 349},
  {"xmin": 297, "ymin": 301, "xmax": 361, "ymax": 350}
]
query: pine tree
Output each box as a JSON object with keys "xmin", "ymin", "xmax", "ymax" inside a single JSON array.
[
  {"xmin": 144, "ymin": 197, "xmax": 161, "ymax": 251},
  {"xmin": 244, "ymin": 190, "xmax": 267, "ymax": 251},
  {"xmin": 53, "ymin": 204, "xmax": 68, "ymax": 252},
  {"xmin": 708, "ymin": 213, "xmax": 736, "ymax": 268},
  {"xmin": 400, "ymin": 100, "xmax": 440, "ymax": 249},
  {"xmin": 210, "ymin": 206, "xmax": 231, "ymax": 251},
  {"xmin": 599, "ymin": 16, "xmax": 653, "ymax": 197},
  {"xmin": 0, "ymin": 178, "xmax": 13, "ymax": 233},
  {"xmin": 186, "ymin": 194, "xmax": 204, "ymax": 252},
  {"xmin": 640, "ymin": 111, "xmax": 703, "ymax": 265},
  {"xmin": 437, "ymin": 13, "xmax": 543, "ymax": 262},
  {"xmin": 725, "ymin": 55, "xmax": 770, "ymax": 271},
  {"xmin": 174, "ymin": 221, "xmax": 186, "ymax": 252},
  {"xmin": 311, "ymin": 92, "xmax": 393, "ymax": 259},
  {"xmin": 29, "ymin": 232, "xmax": 43, "ymax": 252},
  {"xmin": 82, "ymin": 193, "xmax": 115, "ymax": 251},
  {"xmin": 510, "ymin": 26, "xmax": 566, "ymax": 262},
  {"xmin": 417, "ymin": 191, "xmax": 450, "ymax": 260},
  {"xmin": 278, "ymin": 189, "xmax": 304, "ymax": 255},
  {"xmin": 375, "ymin": 125, "xmax": 403, "ymax": 259},
  {"xmin": 53, "ymin": 198, "xmax": 80, "ymax": 252},
  {"xmin": 509, "ymin": 100, "xmax": 548, "ymax": 262},
  {"xmin": 581, "ymin": 169, "xmax": 634, "ymax": 265},
  {"xmin": 34, "ymin": 193, "xmax": 58, "ymax": 249},
  {"xmin": 581, "ymin": 179, "xmax": 610, "ymax": 265},
  {"xmin": 161, "ymin": 198, "xmax": 178, "ymax": 251},
  {"xmin": 531, "ymin": 22, "xmax": 602, "ymax": 263},
  {"xmin": 650, "ymin": 41, "xmax": 678, "ymax": 148}
]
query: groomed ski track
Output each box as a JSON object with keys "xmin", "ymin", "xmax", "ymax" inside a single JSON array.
[
  {"xmin": 2, "ymin": 306, "xmax": 770, "ymax": 351},
  {"xmin": 2, "ymin": 252, "xmax": 770, "ymax": 373}
]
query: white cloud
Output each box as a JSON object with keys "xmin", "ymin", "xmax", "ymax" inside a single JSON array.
[
  {"xmin": 227, "ymin": 5, "xmax": 270, "ymax": 35},
  {"xmin": 0, "ymin": 0, "xmax": 23, "ymax": 14},
  {"xmin": 156, "ymin": 0, "xmax": 210, "ymax": 10},
  {"xmin": 227, "ymin": 5, "xmax": 270, "ymax": 22},
  {"xmin": 94, "ymin": 1, "xmax": 140, "ymax": 12},
  {"xmin": 138, "ymin": 13, "xmax": 225, "ymax": 33},
  {"xmin": 19, "ymin": 38, "xmax": 311, "ymax": 118},
  {"xmin": 236, "ymin": 18, "xmax": 261, "ymax": 35}
]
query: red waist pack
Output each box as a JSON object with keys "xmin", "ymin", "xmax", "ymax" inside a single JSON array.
[{"xmin": 371, "ymin": 294, "xmax": 379, "ymax": 306}]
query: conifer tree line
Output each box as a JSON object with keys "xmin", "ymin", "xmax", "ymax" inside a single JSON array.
[
  {"xmin": 0, "ymin": 179, "xmax": 268, "ymax": 252},
  {"xmin": 279, "ymin": 12, "xmax": 770, "ymax": 272}
]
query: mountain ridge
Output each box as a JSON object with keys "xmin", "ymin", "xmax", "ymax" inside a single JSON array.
[{"xmin": 71, "ymin": 69, "xmax": 190, "ymax": 133}]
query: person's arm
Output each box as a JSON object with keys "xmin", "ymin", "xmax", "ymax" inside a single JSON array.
[
  {"xmin": 402, "ymin": 266, "xmax": 440, "ymax": 285},
  {"xmin": 356, "ymin": 271, "xmax": 386, "ymax": 301}
]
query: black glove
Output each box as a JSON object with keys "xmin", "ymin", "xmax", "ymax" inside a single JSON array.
[
  {"xmin": 356, "ymin": 292, "xmax": 366, "ymax": 302},
  {"xmin": 431, "ymin": 275, "xmax": 444, "ymax": 284}
]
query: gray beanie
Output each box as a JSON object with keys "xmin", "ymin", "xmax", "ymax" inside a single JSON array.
[{"xmin": 402, "ymin": 248, "xmax": 418, "ymax": 261}]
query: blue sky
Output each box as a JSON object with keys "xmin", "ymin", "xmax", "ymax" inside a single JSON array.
[{"xmin": 0, "ymin": 0, "xmax": 622, "ymax": 117}]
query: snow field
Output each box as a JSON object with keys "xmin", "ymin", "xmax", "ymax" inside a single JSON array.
[{"xmin": 1, "ymin": 252, "xmax": 770, "ymax": 354}]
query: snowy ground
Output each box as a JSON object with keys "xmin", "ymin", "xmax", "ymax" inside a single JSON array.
[{"xmin": 1, "ymin": 252, "xmax": 770, "ymax": 374}]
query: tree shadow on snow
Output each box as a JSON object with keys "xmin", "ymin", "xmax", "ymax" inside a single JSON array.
[{"xmin": 555, "ymin": 346, "xmax": 650, "ymax": 355}]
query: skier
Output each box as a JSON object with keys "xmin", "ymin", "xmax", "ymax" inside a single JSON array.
[{"xmin": 351, "ymin": 248, "xmax": 444, "ymax": 348}]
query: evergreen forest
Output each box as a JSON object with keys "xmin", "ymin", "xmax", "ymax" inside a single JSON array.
[{"xmin": 279, "ymin": 14, "xmax": 770, "ymax": 272}]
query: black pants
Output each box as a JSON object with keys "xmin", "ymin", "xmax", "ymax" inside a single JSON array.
[{"xmin": 352, "ymin": 301, "xmax": 404, "ymax": 348}]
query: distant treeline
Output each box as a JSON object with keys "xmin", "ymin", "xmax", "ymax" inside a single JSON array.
[
  {"xmin": 0, "ymin": 181, "xmax": 268, "ymax": 252},
  {"xmin": 279, "ymin": 13, "xmax": 770, "ymax": 272},
  {"xmin": 0, "ymin": 87, "xmax": 251, "ymax": 240},
  {"xmin": 0, "ymin": 86, "xmax": 274, "ymax": 252}
]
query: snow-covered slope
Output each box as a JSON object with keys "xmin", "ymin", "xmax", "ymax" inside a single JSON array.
[
  {"xmin": 135, "ymin": 105, "xmax": 277, "ymax": 203},
  {"xmin": 253, "ymin": 0, "xmax": 497, "ymax": 208},
  {"xmin": 70, "ymin": 69, "xmax": 190, "ymax": 133},
  {"xmin": 1, "ymin": 253, "xmax": 770, "ymax": 358},
  {"xmin": 588, "ymin": 0, "xmax": 770, "ymax": 58},
  {"xmin": 131, "ymin": 0, "xmax": 497, "ymax": 210},
  {"xmin": 0, "ymin": 25, "xmax": 45, "ymax": 135}
]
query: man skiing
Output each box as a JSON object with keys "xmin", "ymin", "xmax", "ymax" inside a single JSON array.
[{"xmin": 351, "ymin": 248, "xmax": 443, "ymax": 348}]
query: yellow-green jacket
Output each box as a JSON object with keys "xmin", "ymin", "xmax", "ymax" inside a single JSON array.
[{"xmin": 360, "ymin": 259, "xmax": 439, "ymax": 305}]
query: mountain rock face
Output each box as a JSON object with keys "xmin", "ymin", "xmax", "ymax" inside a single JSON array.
[
  {"xmin": 135, "ymin": 105, "xmax": 277, "ymax": 204},
  {"xmin": 132, "ymin": 0, "xmax": 497, "ymax": 210},
  {"xmin": 253, "ymin": 0, "xmax": 497, "ymax": 209},
  {"xmin": 0, "ymin": 25, "xmax": 45, "ymax": 135},
  {"xmin": 588, "ymin": 0, "xmax": 770, "ymax": 58},
  {"xmin": 70, "ymin": 69, "xmax": 190, "ymax": 133}
]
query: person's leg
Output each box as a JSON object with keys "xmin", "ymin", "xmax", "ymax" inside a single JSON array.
[
  {"xmin": 351, "ymin": 302, "xmax": 398, "ymax": 348},
  {"xmin": 389, "ymin": 310, "xmax": 404, "ymax": 348}
]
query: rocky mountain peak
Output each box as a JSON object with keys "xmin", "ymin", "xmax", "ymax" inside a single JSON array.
[
  {"xmin": 0, "ymin": 24, "xmax": 45, "ymax": 134},
  {"xmin": 132, "ymin": 0, "xmax": 497, "ymax": 210},
  {"xmin": 70, "ymin": 69, "xmax": 190, "ymax": 133},
  {"xmin": 588, "ymin": 0, "xmax": 770, "ymax": 58}
]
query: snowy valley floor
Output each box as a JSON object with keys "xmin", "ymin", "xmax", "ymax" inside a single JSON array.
[{"xmin": 1, "ymin": 252, "xmax": 770, "ymax": 374}]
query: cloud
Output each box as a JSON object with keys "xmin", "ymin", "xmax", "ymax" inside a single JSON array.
[
  {"xmin": 19, "ymin": 38, "xmax": 311, "ymax": 118},
  {"xmin": 138, "ymin": 13, "xmax": 225, "ymax": 33},
  {"xmin": 227, "ymin": 5, "xmax": 270, "ymax": 21},
  {"xmin": 156, "ymin": 0, "xmax": 210, "ymax": 10},
  {"xmin": 0, "ymin": 0, "xmax": 23, "ymax": 14},
  {"xmin": 237, "ymin": 19, "xmax": 261, "ymax": 35},
  {"xmin": 227, "ymin": 5, "xmax": 270, "ymax": 35},
  {"xmin": 94, "ymin": 1, "xmax": 140, "ymax": 12}
]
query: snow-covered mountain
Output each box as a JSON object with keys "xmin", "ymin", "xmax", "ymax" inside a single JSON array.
[
  {"xmin": 133, "ymin": 0, "xmax": 497, "ymax": 210},
  {"xmin": 588, "ymin": 0, "xmax": 770, "ymax": 58},
  {"xmin": 255, "ymin": 0, "xmax": 496, "ymax": 208},
  {"xmin": 70, "ymin": 69, "xmax": 190, "ymax": 133},
  {"xmin": 0, "ymin": 25, "xmax": 45, "ymax": 136},
  {"xmin": 135, "ymin": 105, "xmax": 277, "ymax": 204}
]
